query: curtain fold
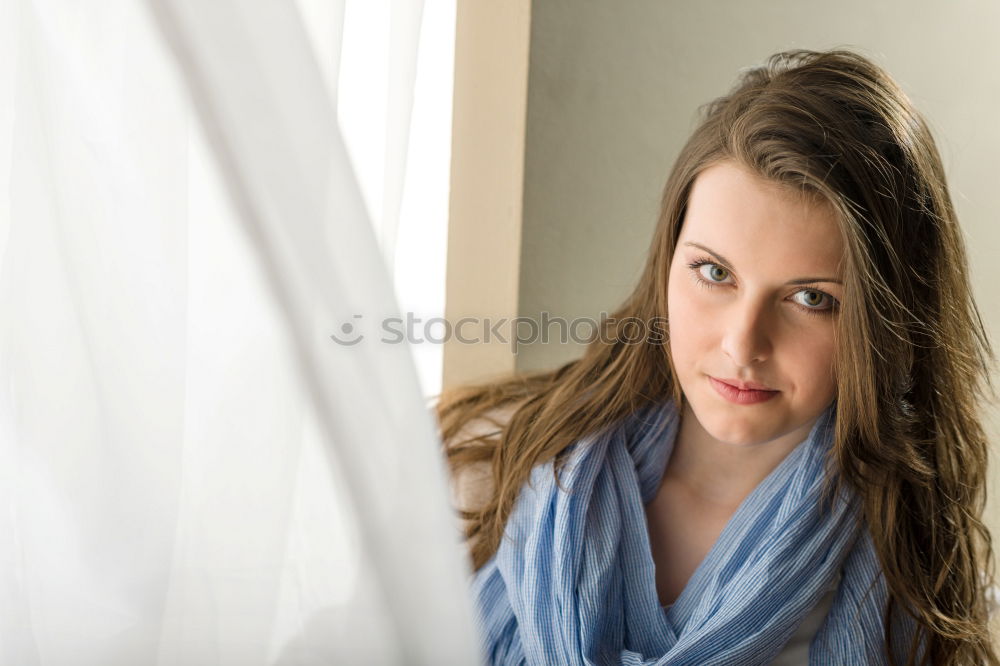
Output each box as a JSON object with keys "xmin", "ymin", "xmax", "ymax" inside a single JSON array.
[{"xmin": 0, "ymin": 0, "xmax": 477, "ymax": 663}]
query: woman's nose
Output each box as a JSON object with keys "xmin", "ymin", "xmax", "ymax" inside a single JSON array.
[{"xmin": 720, "ymin": 298, "xmax": 773, "ymax": 367}]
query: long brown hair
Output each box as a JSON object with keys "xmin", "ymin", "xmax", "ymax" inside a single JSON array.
[{"xmin": 436, "ymin": 48, "xmax": 998, "ymax": 665}]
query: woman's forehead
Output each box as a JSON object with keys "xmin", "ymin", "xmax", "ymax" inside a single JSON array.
[{"xmin": 680, "ymin": 161, "xmax": 845, "ymax": 279}]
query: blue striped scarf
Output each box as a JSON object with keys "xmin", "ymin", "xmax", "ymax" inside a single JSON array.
[{"xmin": 470, "ymin": 399, "xmax": 921, "ymax": 664}]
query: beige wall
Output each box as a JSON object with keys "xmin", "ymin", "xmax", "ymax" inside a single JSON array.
[{"xmin": 443, "ymin": 0, "xmax": 532, "ymax": 389}]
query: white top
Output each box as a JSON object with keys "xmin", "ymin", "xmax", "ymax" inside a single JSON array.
[{"xmin": 771, "ymin": 586, "xmax": 836, "ymax": 664}]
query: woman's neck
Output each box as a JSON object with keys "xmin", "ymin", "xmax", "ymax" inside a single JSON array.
[{"xmin": 661, "ymin": 400, "xmax": 815, "ymax": 509}]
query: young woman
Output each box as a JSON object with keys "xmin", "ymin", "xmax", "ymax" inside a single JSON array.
[{"xmin": 437, "ymin": 48, "xmax": 998, "ymax": 665}]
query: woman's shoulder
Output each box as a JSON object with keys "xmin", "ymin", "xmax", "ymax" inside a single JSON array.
[
  {"xmin": 443, "ymin": 404, "xmax": 520, "ymax": 533},
  {"xmin": 986, "ymin": 581, "xmax": 1000, "ymax": 620}
]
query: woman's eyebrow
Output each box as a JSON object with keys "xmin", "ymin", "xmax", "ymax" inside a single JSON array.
[{"xmin": 682, "ymin": 241, "xmax": 843, "ymax": 285}]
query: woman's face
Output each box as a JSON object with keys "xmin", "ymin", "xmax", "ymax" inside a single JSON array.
[{"xmin": 666, "ymin": 159, "xmax": 844, "ymax": 447}]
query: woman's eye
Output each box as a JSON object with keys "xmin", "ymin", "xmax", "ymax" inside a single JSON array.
[
  {"xmin": 698, "ymin": 263, "xmax": 731, "ymax": 283},
  {"xmin": 792, "ymin": 289, "xmax": 836, "ymax": 311}
]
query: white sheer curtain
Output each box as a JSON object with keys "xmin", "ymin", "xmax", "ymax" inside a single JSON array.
[{"xmin": 0, "ymin": 0, "xmax": 478, "ymax": 664}]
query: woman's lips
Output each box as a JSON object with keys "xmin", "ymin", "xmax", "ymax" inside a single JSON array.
[{"xmin": 709, "ymin": 376, "xmax": 780, "ymax": 405}]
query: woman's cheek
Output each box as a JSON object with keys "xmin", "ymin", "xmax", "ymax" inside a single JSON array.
[
  {"xmin": 788, "ymin": 328, "xmax": 838, "ymax": 399},
  {"xmin": 667, "ymin": 282, "xmax": 708, "ymax": 367}
]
